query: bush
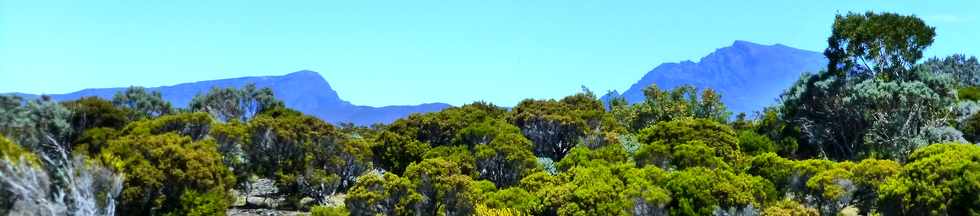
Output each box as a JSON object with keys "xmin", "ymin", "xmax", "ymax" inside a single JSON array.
[
  {"xmin": 762, "ymin": 199, "xmax": 819, "ymax": 216},
  {"xmin": 878, "ymin": 143, "xmax": 980, "ymax": 215},
  {"xmin": 102, "ymin": 133, "xmax": 234, "ymax": 215},
  {"xmin": 171, "ymin": 189, "xmax": 232, "ymax": 216},
  {"xmin": 635, "ymin": 118, "xmax": 740, "ymax": 169},
  {"xmin": 958, "ymin": 86, "xmax": 980, "ymax": 101},
  {"xmin": 310, "ymin": 205, "xmax": 349, "ymax": 216},
  {"xmin": 738, "ymin": 130, "xmax": 777, "ymax": 156}
]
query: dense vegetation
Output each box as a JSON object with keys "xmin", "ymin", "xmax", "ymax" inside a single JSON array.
[{"xmin": 3, "ymin": 12, "xmax": 980, "ymax": 216}]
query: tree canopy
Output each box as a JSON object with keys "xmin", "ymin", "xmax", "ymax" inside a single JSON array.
[{"xmin": 4, "ymin": 10, "xmax": 980, "ymax": 216}]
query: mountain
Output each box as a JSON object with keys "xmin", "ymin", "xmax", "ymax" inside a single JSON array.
[
  {"xmin": 8, "ymin": 70, "xmax": 451, "ymax": 125},
  {"xmin": 602, "ymin": 40, "xmax": 828, "ymax": 116}
]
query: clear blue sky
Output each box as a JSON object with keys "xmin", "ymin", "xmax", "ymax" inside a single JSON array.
[{"xmin": 1, "ymin": 1, "xmax": 978, "ymax": 107}]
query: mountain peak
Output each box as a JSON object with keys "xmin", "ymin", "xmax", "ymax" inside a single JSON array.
[
  {"xmin": 698, "ymin": 40, "xmax": 819, "ymax": 65},
  {"xmin": 722, "ymin": 40, "xmax": 778, "ymax": 54},
  {"xmin": 6, "ymin": 70, "xmax": 451, "ymax": 125},
  {"xmin": 725, "ymin": 40, "xmax": 801, "ymax": 53},
  {"xmin": 603, "ymin": 42, "xmax": 827, "ymax": 116},
  {"xmin": 286, "ymin": 70, "xmax": 321, "ymax": 77},
  {"xmin": 731, "ymin": 40, "xmax": 762, "ymax": 47},
  {"xmin": 723, "ymin": 40, "xmax": 812, "ymax": 54},
  {"xmin": 280, "ymin": 70, "xmax": 326, "ymax": 81}
]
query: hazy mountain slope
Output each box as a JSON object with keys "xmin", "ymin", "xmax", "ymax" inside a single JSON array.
[
  {"xmin": 9, "ymin": 70, "xmax": 450, "ymax": 125},
  {"xmin": 602, "ymin": 40, "xmax": 828, "ymax": 115}
]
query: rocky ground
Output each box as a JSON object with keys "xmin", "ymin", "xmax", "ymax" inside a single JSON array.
[
  {"xmin": 227, "ymin": 208, "xmax": 307, "ymax": 216},
  {"xmin": 226, "ymin": 178, "xmax": 346, "ymax": 216},
  {"xmin": 227, "ymin": 178, "xmax": 299, "ymax": 216}
]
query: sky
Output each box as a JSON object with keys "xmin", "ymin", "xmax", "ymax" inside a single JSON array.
[{"xmin": 1, "ymin": 1, "xmax": 978, "ymax": 107}]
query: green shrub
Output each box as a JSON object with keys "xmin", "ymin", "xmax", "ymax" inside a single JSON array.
[
  {"xmin": 878, "ymin": 143, "xmax": 980, "ymax": 215},
  {"xmin": 310, "ymin": 205, "xmax": 349, "ymax": 216}
]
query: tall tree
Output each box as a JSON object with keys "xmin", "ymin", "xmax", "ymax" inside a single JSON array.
[
  {"xmin": 782, "ymin": 12, "xmax": 954, "ymax": 160},
  {"xmin": 825, "ymin": 12, "xmax": 935, "ymax": 80}
]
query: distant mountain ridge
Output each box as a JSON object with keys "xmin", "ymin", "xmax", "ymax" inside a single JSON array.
[
  {"xmin": 8, "ymin": 41, "xmax": 826, "ymax": 124},
  {"xmin": 8, "ymin": 70, "xmax": 451, "ymax": 125},
  {"xmin": 602, "ymin": 40, "xmax": 828, "ymax": 116}
]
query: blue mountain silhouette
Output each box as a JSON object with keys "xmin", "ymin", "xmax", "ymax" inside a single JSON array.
[
  {"xmin": 9, "ymin": 70, "xmax": 450, "ymax": 125},
  {"xmin": 602, "ymin": 40, "xmax": 827, "ymax": 116}
]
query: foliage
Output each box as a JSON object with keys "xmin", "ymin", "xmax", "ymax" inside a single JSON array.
[
  {"xmin": 389, "ymin": 102, "xmax": 507, "ymax": 148},
  {"xmin": 635, "ymin": 118, "xmax": 740, "ymax": 169},
  {"xmin": 188, "ymin": 83, "xmax": 284, "ymax": 122},
  {"xmin": 670, "ymin": 140, "xmax": 728, "ymax": 170},
  {"xmin": 664, "ymin": 167, "xmax": 774, "ymax": 216},
  {"xmin": 7, "ymin": 10, "xmax": 980, "ymax": 216},
  {"xmin": 370, "ymin": 102, "xmax": 507, "ymax": 175},
  {"xmin": 747, "ymin": 153, "xmax": 796, "ymax": 194},
  {"xmin": 825, "ymin": 12, "xmax": 935, "ymax": 80},
  {"xmin": 170, "ymin": 189, "xmax": 231, "ymax": 216},
  {"xmin": 475, "ymin": 204, "xmax": 529, "ymax": 216},
  {"xmin": 510, "ymin": 91, "xmax": 619, "ymax": 160},
  {"xmin": 482, "ymin": 187, "xmax": 541, "ymax": 214},
  {"xmin": 754, "ymin": 107, "xmax": 801, "ymax": 158},
  {"xmin": 208, "ymin": 120, "xmax": 250, "ymax": 189},
  {"xmin": 403, "ymin": 158, "xmax": 482, "ymax": 216},
  {"xmin": 959, "ymin": 86, "xmax": 980, "ymax": 101},
  {"xmin": 613, "ymin": 84, "xmax": 732, "ymax": 132},
  {"xmin": 738, "ymin": 130, "xmax": 777, "ymax": 156},
  {"xmin": 121, "ymin": 112, "xmax": 212, "ymax": 140},
  {"xmin": 345, "ymin": 172, "xmax": 422, "ymax": 216},
  {"xmin": 310, "ymin": 205, "xmax": 350, "ymax": 216},
  {"xmin": 245, "ymin": 108, "xmax": 370, "ymax": 203},
  {"xmin": 73, "ymin": 127, "xmax": 120, "ymax": 157},
  {"xmin": 850, "ymin": 78, "xmax": 954, "ymax": 159},
  {"xmin": 112, "ymin": 86, "xmax": 173, "ymax": 120},
  {"xmin": 101, "ymin": 132, "xmax": 234, "ymax": 215},
  {"xmin": 543, "ymin": 165, "xmax": 632, "ymax": 216},
  {"xmin": 782, "ymin": 71, "xmax": 956, "ymax": 160},
  {"xmin": 14, "ymin": 97, "xmax": 75, "ymax": 151},
  {"xmin": 61, "ymin": 97, "xmax": 129, "ymax": 143},
  {"xmin": 372, "ymin": 130, "xmax": 430, "ymax": 174},
  {"xmin": 0, "ymin": 135, "xmax": 39, "ymax": 166},
  {"xmin": 555, "ymin": 145, "xmax": 630, "ymax": 171},
  {"xmin": 804, "ymin": 167, "xmax": 854, "ymax": 215},
  {"xmin": 782, "ymin": 12, "xmax": 955, "ymax": 161},
  {"xmin": 878, "ymin": 143, "xmax": 980, "ymax": 215},
  {"xmin": 961, "ymin": 112, "xmax": 980, "ymax": 143},
  {"xmin": 762, "ymin": 199, "xmax": 819, "ymax": 216},
  {"xmin": 850, "ymin": 159, "xmax": 901, "ymax": 215},
  {"xmin": 474, "ymin": 130, "xmax": 539, "ymax": 187},
  {"xmin": 922, "ymin": 54, "xmax": 980, "ymax": 86}
]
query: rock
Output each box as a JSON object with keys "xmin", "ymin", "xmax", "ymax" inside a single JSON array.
[
  {"xmin": 321, "ymin": 194, "xmax": 346, "ymax": 208},
  {"xmin": 226, "ymin": 208, "xmax": 306, "ymax": 216},
  {"xmin": 248, "ymin": 178, "xmax": 278, "ymax": 197},
  {"xmin": 299, "ymin": 197, "xmax": 315, "ymax": 210},
  {"xmin": 246, "ymin": 196, "xmax": 286, "ymax": 209},
  {"xmin": 231, "ymin": 189, "xmax": 247, "ymax": 207}
]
